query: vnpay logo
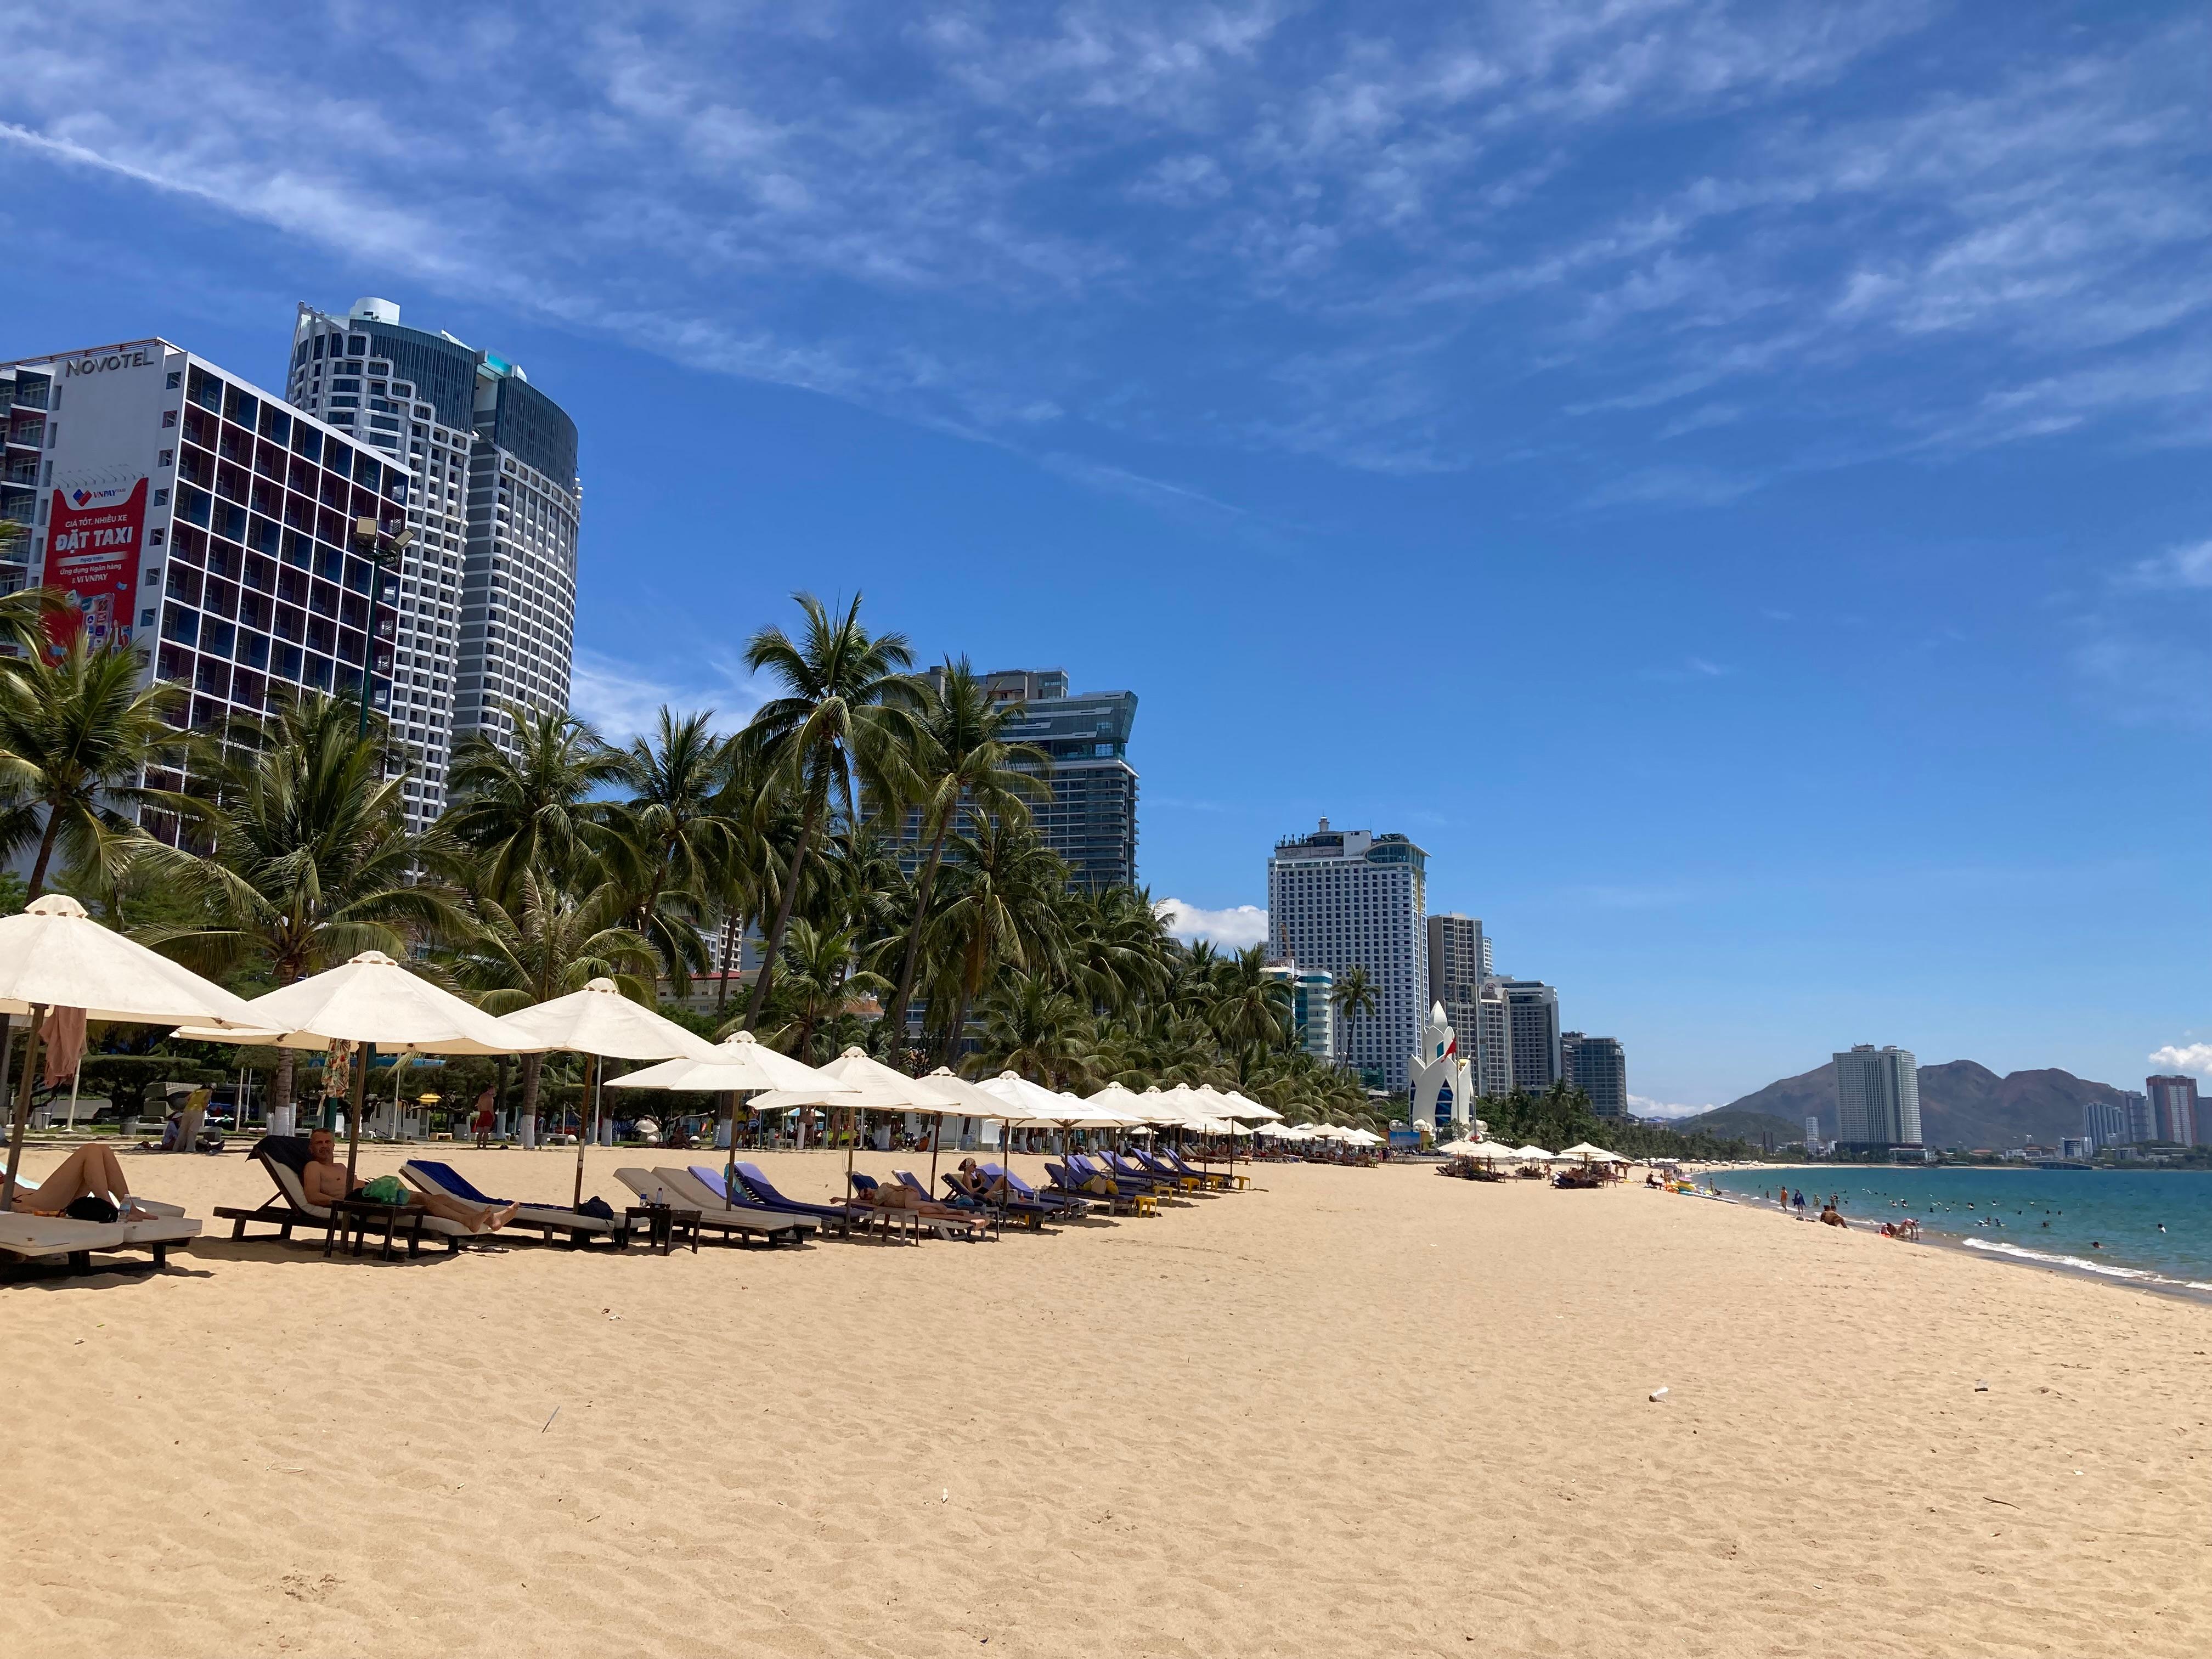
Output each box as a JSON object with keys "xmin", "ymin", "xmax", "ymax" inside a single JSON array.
[{"xmin": 69, "ymin": 486, "xmax": 129, "ymax": 508}]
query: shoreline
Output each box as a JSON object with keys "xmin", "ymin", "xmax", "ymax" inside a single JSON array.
[{"xmin": 1690, "ymin": 1180, "xmax": 2212, "ymax": 1303}]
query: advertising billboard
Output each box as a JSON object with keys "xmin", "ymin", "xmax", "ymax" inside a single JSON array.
[{"xmin": 42, "ymin": 477, "xmax": 148, "ymax": 657}]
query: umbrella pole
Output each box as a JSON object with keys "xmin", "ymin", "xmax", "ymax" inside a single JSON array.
[
  {"xmin": 574, "ymin": 1053, "xmax": 597, "ymax": 1210},
  {"xmin": 1, "ymin": 1007, "xmax": 47, "ymax": 1212},
  {"xmin": 345, "ymin": 1042, "xmax": 373, "ymax": 1189},
  {"xmin": 722, "ymin": 1090, "xmax": 738, "ymax": 1195},
  {"xmin": 65, "ymin": 1058, "xmax": 83, "ymax": 1133}
]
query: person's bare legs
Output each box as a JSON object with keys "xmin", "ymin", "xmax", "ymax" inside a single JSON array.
[
  {"xmin": 16, "ymin": 1143, "xmax": 133, "ymax": 1212},
  {"xmin": 408, "ymin": 1189, "xmax": 517, "ymax": 1232}
]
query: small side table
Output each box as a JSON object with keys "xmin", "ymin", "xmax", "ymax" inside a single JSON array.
[
  {"xmin": 324, "ymin": 1197, "xmax": 427, "ymax": 1261},
  {"xmin": 626, "ymin": 1205, "xmax": 701, "ymax": 1255}
]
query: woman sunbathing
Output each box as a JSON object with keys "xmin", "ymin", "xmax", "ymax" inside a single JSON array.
[
  {"xmin": 9, "ymin": 1142, "xmax": 157, "ymax": 1221},
  {"xmin": 946, "ymin": 1159, "xmax": 1009, "ymax": 1204}
]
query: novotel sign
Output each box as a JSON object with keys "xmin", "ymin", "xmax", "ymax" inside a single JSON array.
[{"xmin": 61, "ymin": 348, "xmax": 159, "ymax": 377}]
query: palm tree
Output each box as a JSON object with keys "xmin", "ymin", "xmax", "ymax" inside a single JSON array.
[
  {"xmin": 1209, "ymin": 945, "xmax": 1294, "ymax": 1052},
  {"xmin": 1331, "ymin": 964, "xmax": 1378, "ymax": 1078},
  {"xmin": 881, "ymin": 658, "xmax": 1050, "ymax": 1053},
  {"xmin": 445, "ymin": 867, "xmax": 658, "ymax": 1129},
  {"xmin": 442, "ymin": 702, "xmax": 624, "ymax": 900},
  {"xmin": 922, "ymin": 819, "xmax": 1068, "ymax": 1063},
  {"xmin": 134, "ymin": 693, "xmax": 461, "ymax": 1114},
  {"xmin": 967, "ymin": 970, "xmax": 1094, "ymax": 1088},
  {"xmin": 738, "ymin": 592, "xmax": 920, "ymax": 1026},
  {"xmin": 0, "ymin": 582, "xmax": 67, "ymax": 656},
  {"xmin": 608, "ymin": 706, "xmax": 739, "ymax": 967},
  {"xmin": 747, "ymin": 916, "xmax": 887, "ymax": 1062},
  {"xmin": 0, "ymin": 641, "xmax": 184, "ymax": 898}
]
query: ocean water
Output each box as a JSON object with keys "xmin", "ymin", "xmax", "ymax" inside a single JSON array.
[{"xmin": 1705, "ymin": 1166, "xmax": 2212, "ymax": 1291}]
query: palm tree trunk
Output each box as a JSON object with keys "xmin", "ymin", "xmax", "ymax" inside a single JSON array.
[
  {"xmin": 940, "ymin": 987, "xmax": 973, "ymax": 1068},
  {"xmin": 742, "ymin": 788, "xmax": 821, "ymax": 1028},
  {"xmin": 715, "ymin": 914, "xmax": 740, "ymax": 1012},
  {"xmin": 519, "ymin": 1052, "xmax": 543, "ymax": 1138},
  {"xmin": 26, "ymin": 807, "xmax": 65, "ymax": 900},
  {"xmin": 884, "ymin": 815, "xmax": 952, "ymax": 1065}
]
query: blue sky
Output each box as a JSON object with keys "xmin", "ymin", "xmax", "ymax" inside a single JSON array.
[{"xmin": 4, "ymin": 2, "xmax": 2209, "ymax": 1111}]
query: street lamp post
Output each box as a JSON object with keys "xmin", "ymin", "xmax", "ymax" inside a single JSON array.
[{"xmin": 351, "ymin": 515, "xmax": 413, "ymax": 746}]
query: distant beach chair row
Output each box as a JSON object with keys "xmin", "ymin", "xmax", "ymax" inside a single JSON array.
[{"xmin": 4, "ymin": 1133, "xmax": 1256, "ymax": 1276}]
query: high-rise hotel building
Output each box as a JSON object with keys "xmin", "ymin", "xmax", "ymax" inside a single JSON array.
[
  {"xmin": 286, "ymin": 300, "xmax": 579, "ymax": 828},
  {"xmin": 1835, "ymin": 1044, "xmax": 1923, "ymax": 1151},
  {"xmin": 1, "ymin": 338, "xmax": 410, "ymax": 774},
  {"xmin": 978, "ymin": 668, "xmax": 1139, "ymax": 892},
  {"xmin": 1267, "ymin": 820, "xmax": 1428, "ymax": 1091}
]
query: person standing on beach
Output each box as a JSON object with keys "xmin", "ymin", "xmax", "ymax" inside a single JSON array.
[
  {"xmin": 472, "ymin": 1085, "xmax": 496, "ymax": 1149},
  {"xmin": 1793, "ymin": 1189, "xmax": 1807, "ymax": 1214}
]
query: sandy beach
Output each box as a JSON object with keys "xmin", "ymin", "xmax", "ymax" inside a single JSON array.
[{"xmin": 5, "ymin": 1143, "xmax": 2208, "ymax": 1658}]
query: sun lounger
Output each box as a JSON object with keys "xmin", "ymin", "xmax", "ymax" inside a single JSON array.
[
  {"xmin": 213, "ymin": 1135, "xmax": 464, "ymax": 1255},
  {"xmin": 1046, "ymin": 1160, "xmax": 1150, "ymax": 1216},
  {"xmin": 979, "ymin": 1163, "xmax": 1094, "ymax": 1219},
  {"xmin": 614, "ymin": 1167, "xmax": 812, "ymax": 1247},
  {"xmin": 1103, "ymin": 1150, "xmax": 1181, "ymax": 1196},
  {"xmin": 402, "ymin": 1160, "xmax": 634, "ymax": 1249},
  {"xmin": 847, "ymin": 1171, "xmax": 994, "ymax": 1240},
  {"xmin": 1132, "ymin": 1149, "xmax": 1204, "ymax": 1191},
  {"xmin": 675, "ymin": 1165, "xmax": 823, "ymax": 1239},
  {"xmin": 0, "ymin": 1172, "xmax": 200, "ymax": 1273},
  {"xmin": 1161, "ymin": 1148, "xmax": 1242, "ymax": 1191},
  {"xmin": 729, "ymin": 1161, "xmax": 869, "ymax": 1236},
  {"xmin": 915, "ymin": 1168, "xmax": 1049, "ymax": 1231},
  {"xmin": 1068, "ymin": 1155, "xmax": 1161, "ymax": 1211}
]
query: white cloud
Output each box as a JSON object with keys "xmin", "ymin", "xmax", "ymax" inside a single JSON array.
[
  {"xmin": 2123, "ymin": 538, "xmax": 2212, "ymax": 590},
  {"xmin": 567, "ymin": 650, "xmax": 772, "ymax": 743},
  {"xmin": 2148, "ymin": 1043, "xmax": 2212, "ymax": 1076},
  {"xmin": 1629, "ymin": 1093, "xmax": 1719, "ymax": 1121},
  {"xmin": 1153, "ymin": 898, "xmax": 1269, "ymax": 950},
  {"xmin": 1, "ymin": 2, "xmax": 2204, "ymax": 496}
]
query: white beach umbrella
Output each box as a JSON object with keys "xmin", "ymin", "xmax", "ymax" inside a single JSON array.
[
  {"xmin": 1207, "ymin": 1086, "xmax": 1284, "ymax": 1122},
  {"xmin": 179, "ymin": 949, "xmax": 551, "ymax": 1186},
  {"xmin": 1470, "ymin": 1140, "xmax": 1522, "ymax": 1162},
  {"xmin": 978, "ymin": 1071, "xmax": 1119, "ymax": 1128},
  {"xmin": 910, "ymin": 1065, "xmax": 1028, "ymax": 1184},
  {"xmin": 180, "ymin": 950, "xmax": 543, "ymax": 1055},
  {"xmin": 0, "ymin": 894, "xmax": 269, "ymax": 1211},
  {"xmin": 607, "ymin": 1029, "xmax": 859, "ymax": 1095},
  {"xmin": 1437, "ymin": 1137, "xmax": 1483, "ymax": 1156},
  {"xmin": 1512, "ymin": 1144, "xmax": 1558, "ymax": 1162},
  {"xmin": 609, "ymin": 1029, "xmax": 861, "ymax": 1201},
  {"xmin": 1558, "ymin": 1141, "xmax": 1627, "ymax": 1164},
  {"xmin": 492, "ymin": 978, "xmax": 718, "ymax": 1207},
  {"xmin": 921, "ymin": 1066, "xmax": 1021, "ymax": 1119},
  {"xmin": 0, "ymin": 894, "xmax": 264, "ymax": 1027},
  {"xmin": 748, "ymin": 1047, "xmax": 965, "ymax": 1202}
]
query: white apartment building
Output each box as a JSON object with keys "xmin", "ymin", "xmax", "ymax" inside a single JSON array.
[
  {"xmin": 286, "ymin": 300, "xmax": 579, "ymax": 829},
  {"xmin": 1, "ymin": 339, "xmax": 409, "ymax": 772},
  {"xmin": 1834, "ymin": 1044, "xmax": 1923, "ymax": 1149},
  {"xmin": 1267, "ymin": 819, "xmax": 1428, "ymax": 1092}
]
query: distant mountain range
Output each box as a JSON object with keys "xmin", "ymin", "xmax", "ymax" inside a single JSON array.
[{"xmin": 1671, "ymin": 1060, "xmax": 2135, "ymax": 1151}]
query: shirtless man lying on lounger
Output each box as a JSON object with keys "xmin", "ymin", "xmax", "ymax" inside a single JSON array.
[
  {"xmin": 7, "ymin": 1143, "xmax": 157, "ymax": 1220},
  {"xmin": 302, "ymin": 1130, "xmax": 519, "ymax": 1232}
]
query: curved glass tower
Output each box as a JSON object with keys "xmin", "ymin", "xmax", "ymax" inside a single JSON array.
[{"xmin": 287, "ymin": 299, "xmax": 578, "ymax": 829}]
